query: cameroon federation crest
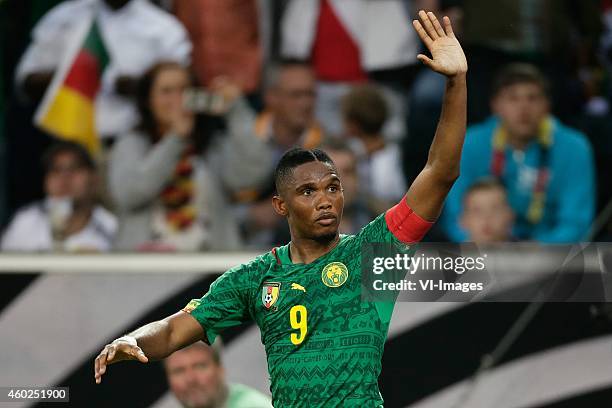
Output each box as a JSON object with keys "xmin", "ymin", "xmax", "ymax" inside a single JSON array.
[
  {"xmin": 321, "ymin": 262, "xmax": 349, "ymax": 288},
  {"xmin": 262, "ymin": 282, "xmax": 281, "ymax": 310}
]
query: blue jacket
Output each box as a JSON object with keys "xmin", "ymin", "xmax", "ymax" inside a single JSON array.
[{"xmin": 443, "ymin": 116, "xmax": 595, "ymax": 243}]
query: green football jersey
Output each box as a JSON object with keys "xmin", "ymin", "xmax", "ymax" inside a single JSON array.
[{"xmin": 184, "ymin": 214, "xmax": 403, "ymax": 407}]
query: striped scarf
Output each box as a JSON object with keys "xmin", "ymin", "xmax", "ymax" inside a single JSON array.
[
  {"xmin": 491, "ymin": 117, "xmax": 553, "ymax": 224},
  {"xmin": 159, "ymin": 147, "xmax": 197, "ymax": 231}
]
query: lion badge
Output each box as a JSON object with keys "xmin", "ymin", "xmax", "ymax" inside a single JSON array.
[{"xmin": 321, "ymin": 262, "xmax": 349, "ymax": 288}]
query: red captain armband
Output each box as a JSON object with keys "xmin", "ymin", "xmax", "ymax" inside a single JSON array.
[{"xmin": 384, "ymin": 197, "xmax": 434, "ymax": 244}]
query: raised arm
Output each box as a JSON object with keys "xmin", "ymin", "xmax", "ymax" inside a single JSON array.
[
  {"xmin": 405, "ymin": 11, "xmax": 467, "ymax": 221},
  {"xmin": 94, "ymin": 311, "xmax": 204, "ymax": 384}
]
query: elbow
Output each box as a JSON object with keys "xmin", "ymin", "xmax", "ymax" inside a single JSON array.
[
  {"xmin": 109, "ymin": 176, "xmax": 158, "ymax": 212},
  {"xmin": 442, "ymin": 173, "xmax": 460, "ymax": 190},
  {"xmin": 110, "ymin": 188, "xmax": 149, "ymax": 212},
  {"xmin": 428, "ymin": 163, "xmax": 460, "ymax": 187},
  {"xmin": 445, "ymin": 166, "xmax": 461, "ymax": 185}
]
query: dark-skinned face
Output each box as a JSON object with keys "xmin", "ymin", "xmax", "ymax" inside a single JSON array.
[{"xmin": 273, "ymin": 161, "xmax": 344, "ymax": 243}]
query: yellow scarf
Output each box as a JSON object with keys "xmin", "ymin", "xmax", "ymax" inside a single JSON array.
[{"xmin": 491, "ymin": 117, "xmax": 553, "ymax": 224}]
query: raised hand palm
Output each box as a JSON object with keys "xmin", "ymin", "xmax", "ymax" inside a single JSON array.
[{"xmin": 413, "ymin": 11, "xmax": 467, "ymax": 77}]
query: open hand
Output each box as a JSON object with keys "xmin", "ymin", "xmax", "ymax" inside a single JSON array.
[
  {"xmin": 94, "ymin": 336, "xmax": 148, "ymax": 384},
  {"xmin": 208, "ymin": 76, "xmax": 242, "ymax": 115},
  {"xmin": 412, "ymin": 11, "xmax": 467, "ymax": 77}
]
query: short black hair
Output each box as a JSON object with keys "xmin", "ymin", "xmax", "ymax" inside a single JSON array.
[
  {"xmin": 491, "ymin": 63, "xmax": 549, "ymax": 98},
  {"xmin": 274, "ymin": 148, "xmax": 335, "ymax": 194},
  {"xmin": 42, "ymin": 140, "xmax": 96, "ymax": 174}
]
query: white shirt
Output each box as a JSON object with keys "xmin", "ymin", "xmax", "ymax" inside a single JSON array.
[
  {"xmin": 16, "ymin": 0, "xmax": 191, "ymax": 137},
  {"xmin": 353, "ymin": 140, "xmax": 407, "ymax": 202},
  {"xmin": 281, "ymin": 0, "xmax": 418, "ymax": 70},
  {"xmin": 1, "ymin": 202, "xmax": 118, "ymax": 252}
]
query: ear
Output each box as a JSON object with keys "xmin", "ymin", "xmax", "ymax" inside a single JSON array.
[
  {"xmin": 90, "ymin": 172, "xmax": 101, "ymax": 196},
  {"xmin": 272, "ymin": 194, "xmax": 288, "ymax": 217},
  {"xmin": 505, "ymin": 204, "xmax": 516, "ymax": 223},
  {"xmin": 459, "ymin": 210, "xmax": 467, "ymax": 231},
  {"xmin": 265, "ymin": 87, "xmax": 277, "ymax": 111},
  {"xmin": 490, "ymin": 94, "xmax": 501, "ymax": 115},
  {"xmin": 543, "ymin": 97, "xmax": 551, "ymax": 114}
]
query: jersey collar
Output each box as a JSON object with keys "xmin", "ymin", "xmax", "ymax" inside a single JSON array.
[
  {"xmin": 273, "ymin": 244, "xmax": 293, "ymax": 265},
  {"xmin": 273, "ymin": 235, "xmax": 348, "ymax": 266}
]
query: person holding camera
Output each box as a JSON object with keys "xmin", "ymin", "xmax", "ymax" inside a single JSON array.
[{"xmin": 108, "ymin": 61, "xmax": 271, "ymax": 251}]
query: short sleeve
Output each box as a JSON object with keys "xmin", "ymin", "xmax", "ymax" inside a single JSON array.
[
  {"xmin": 182, "ymin": 264, "xmax": 254, "ymax": 344},
  {"xmin": 358, "ymin": 199, "xmax": 432, "ymax": 307},
  {"xmin": 358, "ymin": 197, "xmax": 433, "ymax": 244},
  {"xmin": 14, "ymin": 2, "xmax": 78, "ymax": 85},
  {"xmin": 156, "ymin": 16, "xmax": 192, "ymax": 66}
]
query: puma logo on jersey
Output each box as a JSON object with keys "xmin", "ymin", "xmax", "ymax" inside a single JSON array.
[{"xmin": 291, "ymin": 283, "xmax": 306, "ymax": 292}]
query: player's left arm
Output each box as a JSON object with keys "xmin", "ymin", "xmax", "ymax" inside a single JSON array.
[{"xmin": 404, "ymin": 11, "xmax": 467, "ymax": 222}]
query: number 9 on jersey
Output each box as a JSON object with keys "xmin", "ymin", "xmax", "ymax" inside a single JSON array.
[{"xmin": 290, "ymin": 305, "xmax": 308, "ymax": 345}]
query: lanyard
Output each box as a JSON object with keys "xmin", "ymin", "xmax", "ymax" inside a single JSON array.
[{"xmin": 491, "ymin": 117, "xmax": 553, "ymax": 224}]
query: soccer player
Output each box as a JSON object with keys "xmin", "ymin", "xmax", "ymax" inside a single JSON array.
[{"xmin": 94, "ymin": 11, "xmax": 467, "ymax": 407}]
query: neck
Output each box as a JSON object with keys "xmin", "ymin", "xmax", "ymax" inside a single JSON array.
[
  {"xmin": 289, "ymin": 233, "xmax": 340, "ymax": 264},
  {"xmin": 360, "ymin": 134, "xmax": 385, "ymax": 155},
  {"xmin": 64, "ymin": 204, "xmax": 93, "ymax": 237},
  {"xmin": 506, "ymin": 133, "xmax": 534, "ymax": 150},
  {"xmin": 215, "ymin": 383, "xmax": 230, "ymax": 408},
  {"xmin": 158, "ymin": 123, "xmax": 170, "ymax": 137},
  {"xmin": 272, "ymin": 118, "xmax": 304, "ymax": 148}
]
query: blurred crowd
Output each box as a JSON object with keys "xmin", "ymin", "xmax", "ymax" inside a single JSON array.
[{"xmin": 0, "ymin": 0, "xmax": 611, "ymax": 253}]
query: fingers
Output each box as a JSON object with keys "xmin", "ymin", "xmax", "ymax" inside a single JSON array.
[
  {"xmin": 416, "ymin": 54, "xmax": 436, "ymax": 70},
  {"xmin": 414, "ymin": 10, "xmax": 452, "ymax": 43},
  {"xmin": 428, "ymin": 11, "xmax": 446, "ymax": 37},
  {"xmin": 209, "ymin": 76, "xmax": 241, "ymax": 106},
  {"xmin": 94, "ymin": 340, "xmax": 149, "ymax": 384},
  {"xmin": 94, "ymin": 347, "xmax": 109, "ymax": 384},
  {"xmin": 412, "ymin": 20, "xmax": 433, "ymax": 48},
  {"xmin": 443, "ymin": 16, "xmax": 455, "ymax": 38},
  {"xmin": 99, "ymin": 349, "xmax": 108, "ymax": 374},
  {"xmin": 107, "ymin": 344, "xmax": 116, "ymax": 362},
  {"xmin": 134, "ymin": 347, "xmax": 149, "ymax": 363},
  {"xmin": 94, "ymin": 354, "xmax": 100, "ymax": 383},
  {"xmin": 417, "ymin": 10, "xmax": 439, "ymax": 40}
]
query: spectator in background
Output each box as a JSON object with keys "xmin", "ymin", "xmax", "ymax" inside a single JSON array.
[
  {"xmin": 1, "ymin": 141, "xmax": 116, "ymax": 252},
  {"xmin": 341, "ymin": 84, "xmax": 406, "ymax": 216},
  {"xmin": 443, "ymin": 64, "xmax": 596, "ymax": 243},
  {"xmin": 164, "ymin": 341, "xmax": 272, "ymax": 408},
  {"xmin": 322, "ymin": 140, "xmax": 369, "ymax": 235},
  {"xmin": 460, "ymin": 178, "xmax": 514, "ymax": 244},
  {"xmin": 237, "ymin": 60, "xmax": 323, "ymax": 247},
  {"xmin": 173, "ymin": 0, "xmax": 264, "ymax": 95},
  {"xmin": 15, "ymin": 0, "xmax": 191, "ymax": 140},
  {"xmin": 457, "ymin": 0, "xmax": 602, "ymax": 123},
  {"xmin": 280, "ymin": 0, "xmax": 437, "ymax": 139},
  {"xmin": 256, "ymin": 61, "xmax": 323, "ymax": 161},
  {"xmin": 109, "ymin": 62, "xmax": 270, "ymax": 251}
]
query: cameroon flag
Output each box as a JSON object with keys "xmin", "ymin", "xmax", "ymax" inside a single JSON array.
[{"xmin": 34, "ymin": 19, "xmax": 110, "ymax": 155}]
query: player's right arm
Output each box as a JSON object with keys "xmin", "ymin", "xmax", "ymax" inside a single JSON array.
[
  {"xmin": 94, "ymin": 260, "xmax": 257, "ymax": 384},
  {"xmin": 94, "ymin": 311, "xmax": 204, "ymax": 384}
]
